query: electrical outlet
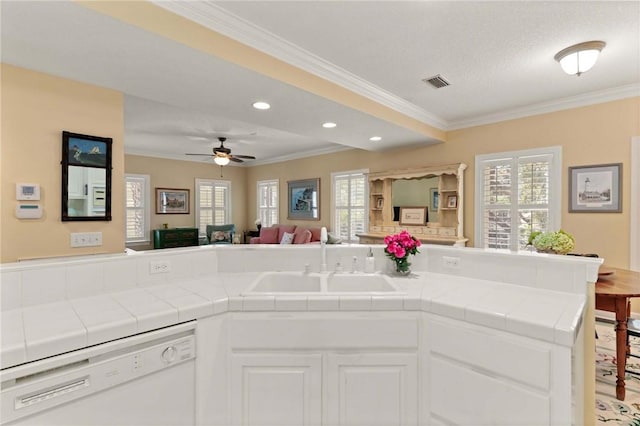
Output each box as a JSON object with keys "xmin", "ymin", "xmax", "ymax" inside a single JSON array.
[
  {"xmin": 442, "ymin": 256, "xmax": 460, "ymax": 269},
  {"xmin": 149, "ymin": 260, "xmax": 171, "ymax": 274}
]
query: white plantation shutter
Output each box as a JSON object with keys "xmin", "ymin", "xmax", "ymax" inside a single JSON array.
[
  {"xmin": 257, "ymin": 180, "xmax": 278, "ymax": 227},
  {"xmin": 332, "ymin": 170, "xmax": 367, "ymax": 242},
  {"xmin": 196, "ymin": 178, "xmax": 231, "ymax": 236},
  {"xmin": 125, "ymin": 174, "xmax": 150, "ymax": 243},
  {"xmin": 476, "ymin": 147, "xmax": 561, "ymax": 250}
]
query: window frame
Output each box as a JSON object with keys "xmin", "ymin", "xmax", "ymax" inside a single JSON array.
[
  {"xmin": 331, "ymin": 169, "xmax": 369, "ymax": 243},
  {"xmin": 195, "ymin": 178, "xmax": 232, "ymax": 237},
  {"xmin": 474, "ymin": 146, "xmax": 562, "ymax": 251},
  {"xmin": 256, "ymin": 179, "xmax": 279, "ymax": 227},
  {"xmin": 124, "ymin": 173, "xmax": 151, "ymax": 245}
]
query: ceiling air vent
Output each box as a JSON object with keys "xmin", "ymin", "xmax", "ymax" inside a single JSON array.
[{"xmin": 422, "ymin": 74, "xmax": 450, "ymax": 89}]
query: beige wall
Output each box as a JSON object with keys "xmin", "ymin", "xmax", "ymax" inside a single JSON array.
[
  {"xmin": 2, "ymin": 61, "xmax": 637, "ymax": 270},
  {"xmin": 247, "ymin": 97, "xmax": 639, "ymax": 269},
  {"xmin": 125, "ymin": 154, "xmax": 248, "ymax": 248},
  {"xmin": 1, "ymin": 64, "xmax": 125, "ymax": 263}
]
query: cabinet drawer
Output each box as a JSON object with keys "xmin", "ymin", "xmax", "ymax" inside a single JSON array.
[
  {"xmin": 437, "ymin": 227, "xmax": 456, "ymax": 236},
  {"xmin": 230, "ymin": 315, "xmax": 418, "ymax": 349},
  {"xmin": 429, "ymin": 317, "xmax": 550, "ymax": 391},
  {"xmin": 424, "ymin": 228, "xmax": 438, "ymax": 236}
]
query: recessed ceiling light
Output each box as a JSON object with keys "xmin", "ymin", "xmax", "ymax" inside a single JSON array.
[
  {"xmin": 369, "ymin": 136, "xmax": 382, "ymax": 141},
  {"xmin": 252, "ymin": 101, "xmax": 271, "ymax": 110},
  {"xmin": 322, "ymin": 122, "xmax": 337, "ymax": 128}
]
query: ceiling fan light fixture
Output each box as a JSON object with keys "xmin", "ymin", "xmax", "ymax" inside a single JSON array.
[
  {"xmin": 322, "ymin": 122, "xmax": 337, "ymax": 128},
  {"xmin": 214, "ymin": 156, "xmax": 230, "ymax": 166},
  {"xmin": 554, "ymin": 41, "xmax": 605, "ymax": 76},
  {"xmin": 252, "ymin": 101, "xmax": 270, "ymax": 110}
]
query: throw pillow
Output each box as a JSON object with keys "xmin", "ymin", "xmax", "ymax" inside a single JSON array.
[
  {"xmin": 293, "ymin": 229, "xmax": 312, "ymax": 244},
  {"xmin": 327, "ymin": 233, "xmax": 343, "ymax": 244},
  {"xmin": 278, "ymin": 225, "xmax": 297, "ymax": 242},
  {"xmin": 280, "ymin": 232, "xmax": 294, "ymax": 244},
  {"xmin": 211, "ymin": 230, "xmax": 232, "ymax": 243},
  {"xmin": 260, "ymin": 226, "xmax": 279, "ymax": 244}
]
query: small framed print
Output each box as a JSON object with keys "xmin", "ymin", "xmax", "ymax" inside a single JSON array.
[
  {"xmin": 447, "ymin": 195, "xmax": 458, "ymax": 208},
  {"xmin": 430, "ymin": 188, "xmax": 439, "ymax": 212},
  {"xmin": 399, "ymin": 207, "xmax": 427, "ymax": 226},
  {"xmin": 569, "ymin": 163, "xmax": 622, "ymax": 213},
  {"xmin": 156, "ymin": 188, "xmax": 190, "ymax": 214},
  {"xmin": 288, "ymin": 178, "xmax": 320, "ymax": 220},
  {"xmin": 376, "ymin": 197, "xmax": 384, "ymax": 209}
]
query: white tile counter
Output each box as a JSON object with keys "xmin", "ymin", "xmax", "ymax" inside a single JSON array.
[{"xmin": 0, "ymin": 245, "xmax": 598, "ymax": 369}]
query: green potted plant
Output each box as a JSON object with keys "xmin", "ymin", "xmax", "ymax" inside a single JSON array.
[{"xmin": 528, "ymin": 229, "xmax": 575, "ymax": 255}]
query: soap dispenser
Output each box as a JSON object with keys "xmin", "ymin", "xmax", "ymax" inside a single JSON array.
[{"xmin": 364, "ymin": 248, "xmax": 375, "ymax": 273}]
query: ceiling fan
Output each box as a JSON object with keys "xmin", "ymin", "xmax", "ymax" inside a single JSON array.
[{"xmin": 185, "ymin": 137, "xmax": 256, "ymax": 166}]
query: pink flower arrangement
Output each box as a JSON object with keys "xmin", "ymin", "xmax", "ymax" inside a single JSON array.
[{"xmin": 384, "ymin": 230, "xmax": 421, "ymax": 274}]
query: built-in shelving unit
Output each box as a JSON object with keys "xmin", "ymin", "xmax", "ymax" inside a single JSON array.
[{"xmin": 359, "ymin": 163, "xmax": 467, "ymax": 246}]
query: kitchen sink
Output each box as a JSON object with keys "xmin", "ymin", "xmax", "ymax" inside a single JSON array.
[
  {"xmin": 243, "ymin": 271, "xmax": 403, "ymax": 295},
  {"xmin": 244, "ymin": 271, "xmax": 323, "ymax": 293},
  {"xmin": 326, "ymin": 273, "xmax": 398, "ymax": 292}
]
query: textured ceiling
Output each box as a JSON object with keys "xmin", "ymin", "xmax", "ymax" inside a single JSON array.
[{"xmin": 2, "ymin": 1, "xmax": 639, "ymax": 165}]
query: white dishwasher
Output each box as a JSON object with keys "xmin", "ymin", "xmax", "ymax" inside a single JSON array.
[{"xmin": 1, "ymin": 321, "xmax": 196, "ymax": 426}]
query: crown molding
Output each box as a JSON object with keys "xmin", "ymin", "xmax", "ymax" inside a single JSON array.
[
  {"xmin": 151, "ymin": 1, "xmax": 448, "ymax": 130},
  {"xmin": 447, "ymin": 83, "xmax": 640, "ymax": 131},
  {"xmin": 249, "ymin": 145, "xmax": 354, "ymax": 167}
]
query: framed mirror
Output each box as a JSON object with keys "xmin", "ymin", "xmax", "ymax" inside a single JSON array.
[{"xmin": 61, "ymin": 131, "xmax": 112, "ymax": 221}]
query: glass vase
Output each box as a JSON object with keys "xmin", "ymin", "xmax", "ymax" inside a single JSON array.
[{"xmin": 393, "ymin": 258, "xmax": 411, "ymax": 276}]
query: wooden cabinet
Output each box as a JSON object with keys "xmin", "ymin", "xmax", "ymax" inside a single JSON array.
[
  {"xmin": 362, "ymin": 163, "xmax": 467, "ymax": 246},
  {"xmin": 153, "ymin": 227, "xmax": 199, "ymax": 249}
]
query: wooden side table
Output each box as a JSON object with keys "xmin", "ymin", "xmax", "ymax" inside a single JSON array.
[
  {"xmin": 595, "ymin": 267, "xmax": 640, "ymax": 400},
  {"xmin": 243, "ymin": 230, "xmax": 260, "ymax": 244}
]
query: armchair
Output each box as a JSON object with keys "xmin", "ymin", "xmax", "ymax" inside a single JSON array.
[{"xmin": 206, "ymin": 224, "xmax": 235, "ymax": 244}]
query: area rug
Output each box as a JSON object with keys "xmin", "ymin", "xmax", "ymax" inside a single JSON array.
[{"xmin": 596, "ymin": 322, "xmax": 640, "ymax": 425}]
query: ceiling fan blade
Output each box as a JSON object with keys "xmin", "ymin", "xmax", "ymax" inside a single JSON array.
[
  {"xmin": 185, "ymin": 153, "xmax": 213, "ymax": 156},
  {"xmin": 232, "ymin": 154, "xmax": 256, "ymax": 160},
  {"xmin": 229, "ymin": 157, "xmax": 244, "ymax": 163}
]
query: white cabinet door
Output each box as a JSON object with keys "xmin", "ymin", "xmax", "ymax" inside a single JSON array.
[
  {"xmin": 67, "ymin": 165, "xmax": 87, "ymax": 198},
  {"xmin": 230, "ymin": 353, "xmax": 322, "ymax": 426},
  {"xmin": 426, "ymin": 316, "xmax": 556, "ymax": 426},
  {"xmin": 326, "ymin": 353, "xmax": 418, "ymax": 426}
]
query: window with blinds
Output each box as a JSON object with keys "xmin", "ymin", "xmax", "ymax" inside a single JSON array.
[
  {"xmin": 475, "ymin": 147, "xmax": 561, "ymax": 251},
  {"xmin": 332, "ymin": 170, "xmax": 367, "ymax": 243},
  {"xmin": 195, "ymin": 178, "xmax": 231, "ymax": 236},
  {"xmin": 257, "ymin": 179, "xmax": 278, "ymax": 227},
  {"xmin": 125, "ymin": 174, "xmax": 150, "ymax": 243}
]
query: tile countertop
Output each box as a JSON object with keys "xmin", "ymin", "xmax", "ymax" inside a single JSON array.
[{"xmin": 0, "ymin": 271, "xmax": 585, "ymax": 370}]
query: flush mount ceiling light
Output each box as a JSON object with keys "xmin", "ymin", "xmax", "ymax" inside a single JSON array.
[
  {"xmin": 322, "ymin": 122, "xmax": 337, "ymax": 128},
  {"xmin": 554, "ymin": 41, "xmax": 606, "ymax": 76},
  {"xmin": 252, "ymin": 101, "xmax": 270, "ymax": 110},
  {"xmin": 214, "ymin": 156, "xmax": 230, "ymax": 166},
  {"xmin": 369, "ymin": 136, "xmax": 382, "ymax": 141}
]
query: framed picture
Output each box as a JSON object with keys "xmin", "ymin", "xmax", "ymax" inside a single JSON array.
[
  {"xmin": 64, "ymin": 133, "xmax": 109, "ymax": 168},
  {"xmin": 287, "ymin": 178, "xmax": 320, "ymax": 220},
  {"xmin": 447, "ymin": 195, "xmax": 458, "ymax": 208},
  {"xmin": 569, "ymin": 163, "xmax": 622, "ymax": 213},
  {"xmin": 399, "ymin": 207, "xmax": 427, "ymax": 226},
  {"xmin": 430, "ymin": 188, "xmax": 439, "ymax": 212},
  {"xmin": 156, "ymin": 188, "xmax": 190, "ymax": 214},
  {"xmin": 376, "ymin": 197, "xmax": 384, "ymax": 209}
]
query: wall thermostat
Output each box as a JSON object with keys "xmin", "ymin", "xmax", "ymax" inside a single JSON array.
[{"xmin": 16, "ymin": 183, "xmax": 41, "ymax": 201}]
